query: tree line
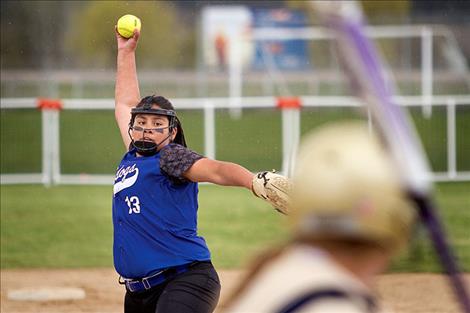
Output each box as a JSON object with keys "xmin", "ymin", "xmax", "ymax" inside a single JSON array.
[
  {"xmin": 1, "ymin": 1, "xmax": 422, "ymax": 71},
  {"xmin": 1, "ymin": 1, "xmax": 195, "ymax": 70}
]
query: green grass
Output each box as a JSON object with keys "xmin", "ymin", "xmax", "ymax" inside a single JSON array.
[
  {"xmin": 1, "ymin": 183, "xmax": 469, "ymax": 272},
  {"xmin": 390, "ymin": 182, "xmax": 470, "ymax": 272},
  {"xmin": 0, "ymin": 109, "xmax": 42, "ymax": 173},
  {"xmin": 2, "ymin": 106, "xmax": 469, "ymax": 174},
  {"xmin": 433, "ymin": 182, "xmax": 469, "ymax": 269},
  {"xmin": 0, "ymin": 185, "xmax": 114, "ymax": 268}
]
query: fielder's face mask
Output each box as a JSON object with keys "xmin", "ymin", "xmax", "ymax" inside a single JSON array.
[{"xmin": 128, "ymin": 103, "xmax": 177, "ymax": 156}]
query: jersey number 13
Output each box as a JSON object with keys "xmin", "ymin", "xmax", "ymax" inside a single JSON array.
[{"xmin": 125, "ymin": 196, "xmax": 141, "ymax": 214}]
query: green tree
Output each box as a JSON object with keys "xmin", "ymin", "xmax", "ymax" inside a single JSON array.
[
  {"xmin": 1, "ymin": 1, "xmax": 69, "ymax": 69},
  {"xmin": 285, "ymin": 0, "xmax": 410, "ymax": 24},
  {"xmin": 361, "ymin": 0, "xmax": 410, "ymax": 24},
  {"xmin": 65, "ymin": 1, "xmax": 194, "ymax": 69}
]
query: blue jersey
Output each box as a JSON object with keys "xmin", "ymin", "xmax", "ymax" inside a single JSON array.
[{"xmin": 112, "ymin": 148, "xmax": 211, "ymax": 279}]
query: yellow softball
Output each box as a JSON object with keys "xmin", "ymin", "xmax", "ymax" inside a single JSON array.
[{"xmin": 117, "ymin": 14, "xmax": 141, "ymax": 39}]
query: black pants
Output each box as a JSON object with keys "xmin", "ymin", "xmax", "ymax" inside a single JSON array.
[{"xmin": 124, "ymin": 261, "xmax": 221, "ymax": 313}]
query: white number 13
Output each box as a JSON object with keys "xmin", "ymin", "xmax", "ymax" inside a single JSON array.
[{"xmin": 125, "ymin": 196, "xmax": 141, "ymax": 214}]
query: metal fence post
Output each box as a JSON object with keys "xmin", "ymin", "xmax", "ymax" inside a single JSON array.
[
  {"xmin": 204, "ymin": 101, "xmax": 216, "ymax": 160},
  {"xmin": 279, "ymin": 97, "xmax": 301, "ymax": 177},
  {"xmin": 447, "ymin": 98, "xmax": 456, "ymax": 179},
  {"xmin": 421, "ymin": 26, "xmax": 433, "ymax": 119},
  {"xmin": 41, "ymin": 110, "xmax": 53, "ymax": 186},
  {"xmin": 38, "ymin": 98, "xmax": 63, "ymax": 186},
  {"xmin": 51, "ymin": 109, "xmax": 61, "ymax": 184}
]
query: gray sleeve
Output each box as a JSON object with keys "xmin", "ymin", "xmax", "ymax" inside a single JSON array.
[{"xmin": 159, "ymin": 144, "xmax": 204, "ymax": 184}]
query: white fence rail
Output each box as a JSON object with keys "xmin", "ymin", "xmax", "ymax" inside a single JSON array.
[{"xmin": 1, "ymin": 95, "xmax": 470, "ymax": 185}]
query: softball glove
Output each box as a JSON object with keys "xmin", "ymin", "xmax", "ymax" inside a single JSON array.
[{"xmin": 252, "ymin": 170, "xmax": 292, "ymax": 215}]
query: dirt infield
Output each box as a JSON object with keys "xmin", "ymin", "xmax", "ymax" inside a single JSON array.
[{"xmin": 1, "ymin": 269, "xmax": 468, "ymax": 313}]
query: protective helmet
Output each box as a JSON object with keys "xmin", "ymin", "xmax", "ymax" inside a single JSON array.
[
  {"xmin": 128, "ymin": 96, "xmax": 183, "ymax": 156},
  {"xmin": 290, "ymin": 121, "xmax": 416, "ymax": 251}
]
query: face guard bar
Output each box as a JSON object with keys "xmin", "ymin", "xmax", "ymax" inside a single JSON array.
[{"xmin": 128, "ymin": 104, "xmax": 178, "ymax": 156}]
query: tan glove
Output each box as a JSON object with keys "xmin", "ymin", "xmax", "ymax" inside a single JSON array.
[{"xmin": 252, "ymin": 170, "xmax": 292, "ymax": 215}]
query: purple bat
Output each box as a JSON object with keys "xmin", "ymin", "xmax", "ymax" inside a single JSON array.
[{"xmin": 312, "ymin": 1, "xmax": 470, "ymax": 312}]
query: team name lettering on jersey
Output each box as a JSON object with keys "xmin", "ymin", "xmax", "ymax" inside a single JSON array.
[{"xmin": 114, "ymin": 164, "xmax": 139, "ymax": 195}]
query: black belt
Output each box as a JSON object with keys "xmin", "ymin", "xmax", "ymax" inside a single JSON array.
[{"xmin": 120, "ymin": 261, "xmax": 209, "ymax": 293}]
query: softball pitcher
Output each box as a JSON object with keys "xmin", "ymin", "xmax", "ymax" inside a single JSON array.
[
  {"xmin": 222, "ymin": 122, "xmax": 417, "ymax": 313},
  {"xmin": 113, "ymin": 26, "xmax": 290, "ymax": 313}
]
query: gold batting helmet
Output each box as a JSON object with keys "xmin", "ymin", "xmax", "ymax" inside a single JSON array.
[{"xmin": 290, "ymin": 121, "xmax": 416, "ymax": 251}]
